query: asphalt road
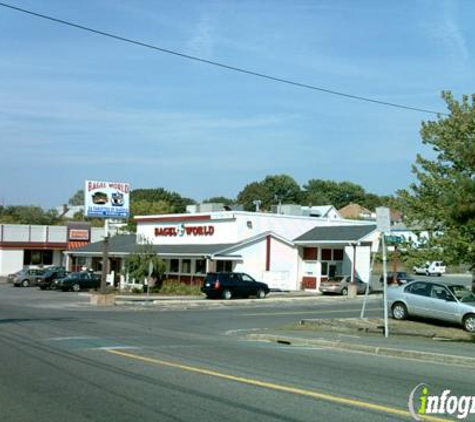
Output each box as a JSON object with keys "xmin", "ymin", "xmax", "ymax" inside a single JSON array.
[{"xmin": 0, "ymin": 284, "xmax": 473, "ymax": 422}]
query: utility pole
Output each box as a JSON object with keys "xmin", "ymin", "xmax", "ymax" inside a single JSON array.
[
  {"xmin": 376, "ymin": 207, "xmax": 391, "ymax": 338},
  {"xmin": 382, "ymin": 234, "xmax": 389, "ymax": 338},
  {"xmin": 100, "ymin": 220, "xmax": 109, "ymax": 294}
]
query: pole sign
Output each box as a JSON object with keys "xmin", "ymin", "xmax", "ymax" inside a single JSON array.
[
  {"xmin": 84, "ymin": 180, "xmax": 130, "ymax": 219},
  {"xmin": 376, "ymin": 207, "xmax": 391, "ymax": 234}
]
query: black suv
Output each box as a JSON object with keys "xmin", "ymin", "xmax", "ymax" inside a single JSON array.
[
  {"xmin": 201, "ymin": 272, "xmax": 270, "ymax": 300},
  {"xmin": 37, "ymin": 267, "xmax": 68, "ymax": 290}
]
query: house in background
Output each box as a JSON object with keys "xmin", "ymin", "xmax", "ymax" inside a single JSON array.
[{"xmin": 338, "ymin": 203, "xmax": 375, "ymax": 220}]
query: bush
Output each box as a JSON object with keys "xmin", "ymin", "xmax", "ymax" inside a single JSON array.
[{"xmin": 156, "ymin": 279, "xmax": 202, "ymax": 296}]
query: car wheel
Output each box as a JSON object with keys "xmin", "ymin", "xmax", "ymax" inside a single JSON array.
[
  {"xmin": 72, "ymin": 284, "xmax": 81, "ymax": 292},
  {"xmin": 222, "ymin": 289, "xmax": 232, "ymax": 300},
  {"xmin": 463, "ymin": 314, "xmax": 475, "ymax": 333},
  {"xmin": 256, "ymin": 289, "xmax": 267, "ymax": 299},
  {"xmin": 437, "ymin": 273, "xmax": 442, "ymax": 277},
  {"xmin": 39, "ymin": 286, "xmax": 46, "ymax": 291},
  {"xmin": 392, "ymin": 302, "xmax": 408, "ymax": 320},
  {"xmin": 21, "ymin": 279, "xmax": 30, "ymax": 287},
  {"xmin": 341, "ymin": 288, "xmax": 348, "ymax": 296}
]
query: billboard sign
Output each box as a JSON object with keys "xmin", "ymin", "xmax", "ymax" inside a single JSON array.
[{"xmin": 84, "ymin": 180, "xmax": 130, "ymax": 219}]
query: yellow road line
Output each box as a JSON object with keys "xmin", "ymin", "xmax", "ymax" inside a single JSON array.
[{"xmin": 106, "ymin": 349, "xmax": 449, "ymax": 422}]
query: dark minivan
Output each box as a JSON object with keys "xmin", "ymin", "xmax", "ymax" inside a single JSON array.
[{"xmin": 201, "ymin": 272, "xmax": 270, "ymax": 300}]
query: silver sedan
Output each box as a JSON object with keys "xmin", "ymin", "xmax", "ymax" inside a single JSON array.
[{"xmin": 387, "ymin": 281, "xmax": 475, "ymax": 332}]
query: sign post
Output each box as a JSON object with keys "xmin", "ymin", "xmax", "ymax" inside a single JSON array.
[
  {"xmin": 376, "ymin": 207, "xmax": 391, "ymax": 338},
  {"xmin": 147, "ymin": 261, "xmax": 154, "ymax": 303},
  {"xmin": 84, "ymin": 180, "xmax": 130, "ymax": 295}
]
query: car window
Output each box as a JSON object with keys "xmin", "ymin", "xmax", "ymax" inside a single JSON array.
[
  {"xmin": 429, "ymin": 285, "xmax": 451, "ymax": 301},
  {"xmin": 448, "ymin": 286, "xmax": 475, "ymax": 303},
  {"xmin": 241, "ymin": 274, "xmax": 255, "ymax": 283},
  {"xmin": 230, "ymin": 274, "xmax": 241, "ymax": 283},
  {"xmin": 405, "ymin": 282, "xmax": 430, "ymax": 297}
]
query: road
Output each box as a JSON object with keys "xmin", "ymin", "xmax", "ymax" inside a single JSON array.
[{"xmin": 0, "ymin": 284, "xmax": 473, "ymax": 421}]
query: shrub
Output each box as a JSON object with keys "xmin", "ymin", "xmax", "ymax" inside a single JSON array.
[{"xmin": 157, "ymin": 279, "xmax": 202, "ymax": 296}]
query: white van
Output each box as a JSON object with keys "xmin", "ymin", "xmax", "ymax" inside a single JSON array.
[{"xmin": 413, "ymin": 261, "xmax": 446, "ymax": 276}]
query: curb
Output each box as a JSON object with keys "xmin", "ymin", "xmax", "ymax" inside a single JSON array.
[
  {"xmin": 248, "ymin": 334, "xmax": 475, "ymax": 368},
  {"xmin": 113, "ymin": 294, "xmax": 382, "ymax": 307}
]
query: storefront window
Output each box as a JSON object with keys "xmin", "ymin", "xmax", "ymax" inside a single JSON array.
[
  {"xmin": 23, "ymin": 250, "xmax": 53, "ymax": 266},
  {"xmin": 321, "ymin": 249, "xmax": 332, "ymax": 260},
  {"xmin": 195, "ymin": 259, "xmax": 206, "ymax": 274},
  {"xmin": 182, "ymin": 259, "xmax": 191, "ymax": 274},
  {"xmin": 321, "ymin": 262, "xmax": 328, "ymax": 275},
  {"xmin": 170, "ymin": 259, "xmax": 179, "ymax": 273},
  {"xmin": 303, "ymin": 247, "xmax": 318, "ymax": 260},
  {"xmin": 216, "ymin": 261, "xmax": 233, "ymax": 272},
  {"xmin": 333, "ymin": 249, "xmax": 344, "ymax": 260}
]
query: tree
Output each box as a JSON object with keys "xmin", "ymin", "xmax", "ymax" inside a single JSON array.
[
  {"xmin": 124, "ymin": 200, "xmax": 174, "ymax": 232},
  {"xmin": 398, "ymin": 92, "xmax": 475, "ymax": 288},
  {"xmin": 302, "ymin": 179, "xmax": 367, "ymax": 209},
  {"xmin": 237, "ymin": 175, "xmax": 302, "ymax": 211},
  {"xmin": 202, "ymin": 196, "xmax": 235, "ymax": 206},
  {"xmin": 237, "ymin": 181, "xmax": 272, "ymax": 211},
  {"xmin": 68, "ymin": 189, "xmax": 85, "ymax": 206},
  {"xmin": 131, "ymin": 188, "xmax": 195, "ymax": 213},
  {"xmin": 0, "ymin": 206, "xmax": 62, "ymax": 225},
  {"xmin": 123, "ymin": 243, "xmax": 166, "ymax": 286},
  {"xmin": 262, "ymin": 174, "xmax": 302, "ymax": 205}
]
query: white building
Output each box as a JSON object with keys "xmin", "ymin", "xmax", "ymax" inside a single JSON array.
[
  {"xmin": 67, "ymin": 210, "xmax": 377, "ymax": 291},
  {"xmin": 0, "ymin": 223, "xmax": 104, "ymax": 277}
]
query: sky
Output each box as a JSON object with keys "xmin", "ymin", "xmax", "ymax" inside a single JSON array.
[{"xmin": 0, "ymin": 0, "xmax": 474, "ymax": 209}]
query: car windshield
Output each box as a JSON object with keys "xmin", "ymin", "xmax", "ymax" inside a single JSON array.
[{"xmin": 448, "ymin": 286, "xmax": 475, "ymax": 303}]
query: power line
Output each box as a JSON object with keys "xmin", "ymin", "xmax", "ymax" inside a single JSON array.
[{"xmin": 0, "ymin": 2, "xmax": 447, "ymax": 116}]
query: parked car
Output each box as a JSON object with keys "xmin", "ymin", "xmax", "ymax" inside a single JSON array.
[
  {"xmin": 7, "ymin": 270, "xmax": 21, "ymax": 284},
  {"xmin": 37, "ymin": 267, "xmax": 68, "ymax": 290},
  {"xmin": 387, "ymin": 280, "xmax": 475, "ymax": 332},
  {"xmin": 413, "ymin": 261, "xmax": 446, "ymax": 276},
  {"xmin": 319, "ymin": 275, "xmax": 370, "ymax": 295},
  {"xmin": 201, "ymin": 272, "xmax": 270, "ymax": 300},
  {"xmin": 55, "ymin": 271, "xmax": 101, "ymax": 292},
  {"xmin": 12, "ymin": 268, "xmax": 47, "ymax": 287},
  {"xmin": 379, "ymin": 271, "xmax": 415, "ymax": 285}
]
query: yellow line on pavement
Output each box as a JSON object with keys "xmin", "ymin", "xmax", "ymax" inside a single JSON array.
[{"xmin": 106, "ymin": 349, "xmax": 449, "ymax": 422}]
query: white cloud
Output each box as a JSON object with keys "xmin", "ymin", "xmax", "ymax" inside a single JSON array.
[
  {"xmin": 186, "ymin": 15, "xmax": 214, "ymax": 58},
  {"xmin": 422, "ymin": 1, "xmax": 469, "ymax": 64}
]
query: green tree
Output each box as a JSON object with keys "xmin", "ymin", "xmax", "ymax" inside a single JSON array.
[
  {"xmin": 131, "ymin": 188, "xmax": 195, "ymax": 213},
  {"xmin": 398, "ymin": 92, "xmax": 475, "ymax": 288},
  {"xmin": 0, "ymin": 206, "xmax": 62, "ymax": 225},
  {"xmin": 262, "ymin": 174, "xmax": 302, "ymax": 205},
  {"xmin": 202, "ymin": 196, "xmax": 235, "ymax": 206},
  {"xmin": 125, "ymin": 200, "xmax": 174, "ymax": 232},
  {"xmin": 68, "ymin": 189, "xmax": 85, "ymax": 206},
  {"xmin": 302, "ymin": 179, "xmax": 367, "ymax": 209},
  {"xmin": 123, "ymin": 243, "xmax": 166, "ymax": 285},
  {"xmin": 237, "ymin": 181, "xmax": 274, "ymax": 211},
  {"xmin": 237, "ymin": 174, "xmax": 302, "ymax": 211}
]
